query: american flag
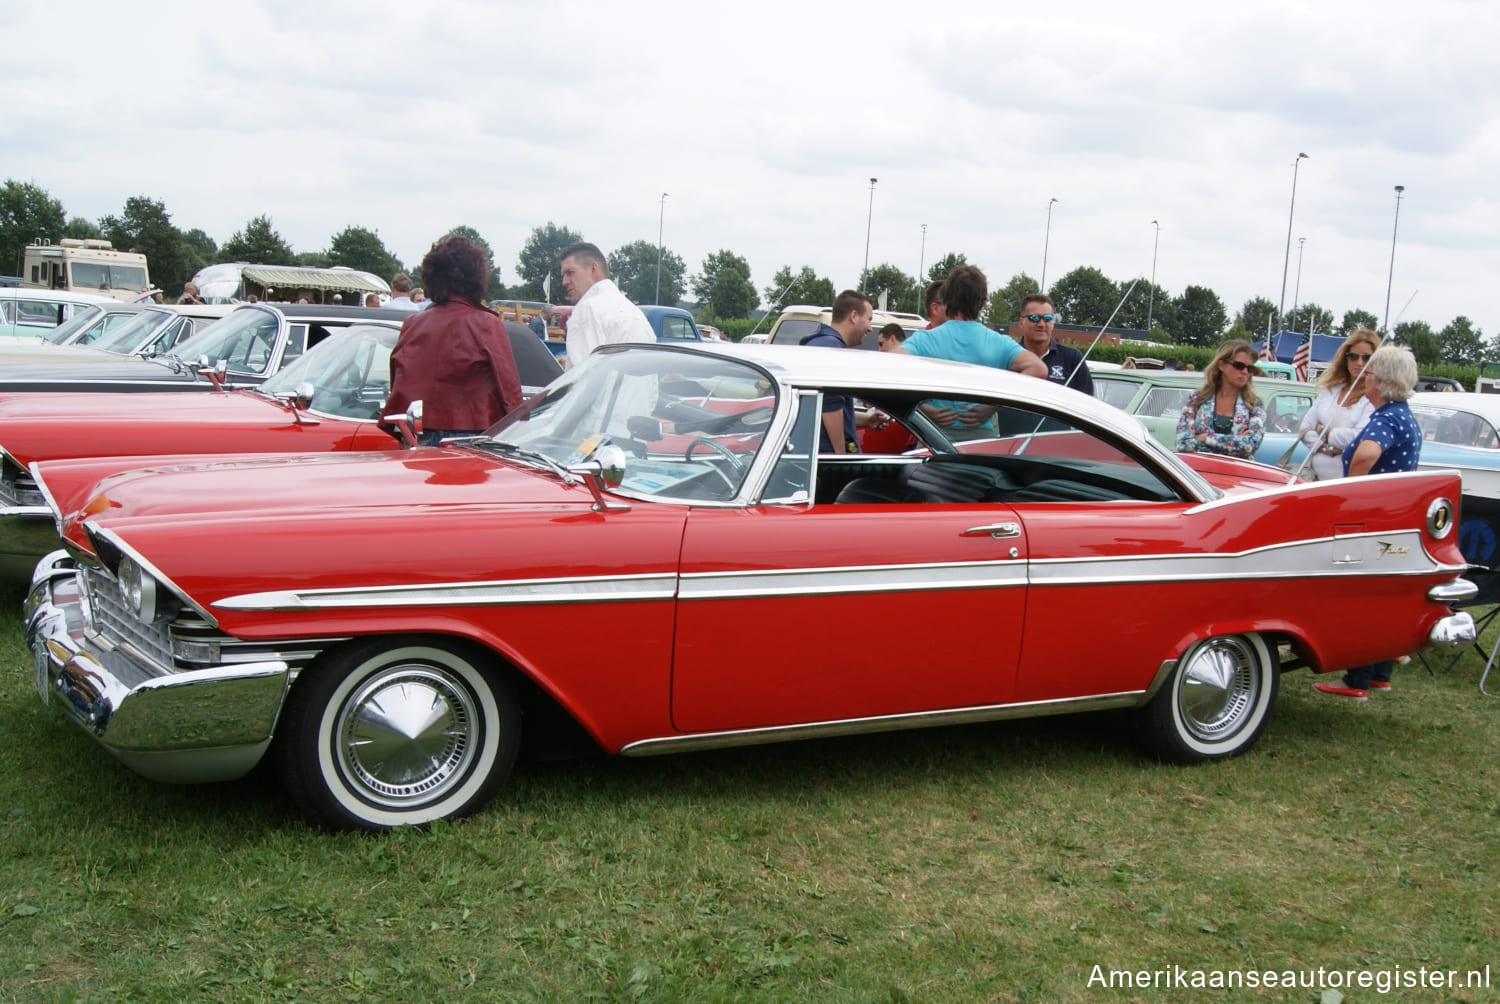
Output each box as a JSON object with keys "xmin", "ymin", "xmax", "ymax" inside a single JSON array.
[
  {"xmin": 1292, "ymin": 333, "xmax": 1311, "ymax": 381},
  {"xmin": 1261, "ymin": 316, "xmax": 1276, "ymax": 362}
]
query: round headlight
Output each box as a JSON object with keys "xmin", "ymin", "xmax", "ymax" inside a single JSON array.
[{"xmin": 116, "ymin": 555, "xmax": 159, "ymax": 624}]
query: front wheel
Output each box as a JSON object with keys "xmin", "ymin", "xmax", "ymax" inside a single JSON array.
[
  {"xmin": 1140, "ymin": 633, "xmax": 1278, "ymax": 762},
  {"xmin": 276, "ymin": 638, "xmax": 521, "ymax": 831}
]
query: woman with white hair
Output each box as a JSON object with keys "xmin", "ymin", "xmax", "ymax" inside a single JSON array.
[{"xmin": 1314, "ymin": 344, "xmax": 1422, "ymax": 701}]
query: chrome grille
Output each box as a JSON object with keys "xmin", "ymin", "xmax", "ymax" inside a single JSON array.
[
  {"xmin": 81, "ymin": 564, "xmax": 175, "ymax": 670},
  {"xmin": 0, "ymin": 458, "xmax": 42, "ymax": 507},
  {"xmin": 79, "ymin": 564, "xmax": 337, "ymax": 674}
]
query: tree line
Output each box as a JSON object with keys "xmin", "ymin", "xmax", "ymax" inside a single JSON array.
[{"xmin": 2, "ymin": 179, "xmax": 1484, "ymax": 368}]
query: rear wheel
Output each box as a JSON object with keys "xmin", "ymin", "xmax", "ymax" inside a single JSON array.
[
  {"xmin": 1141, "ymin": 634, "xmax": 1278, "ymax": 762},
  {"xmin": 277, "ymin": 638, "xmax": 520, "ymax": 831}
]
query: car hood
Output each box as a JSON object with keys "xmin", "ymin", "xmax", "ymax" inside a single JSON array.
[
  {"xmin": 0, "ymin": 343, "xmax": 118, "ymax": 363},
  {"xmin": 0, "ymin": 390, "xmax": 303, "ymax": 464},
  {"xmin": 0, "ymin": 355, "xmax": 201, "ymax": 389},
  {"xmin": 38, "ymin": 448, "xmax": 684, "ymax": 624}
]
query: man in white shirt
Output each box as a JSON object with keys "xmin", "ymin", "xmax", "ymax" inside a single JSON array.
[
  {"xmin": 386, "ymin": 272, "xmax": 421, "ymax": 311},
  {"xmin": 559, "ymin": 242, "xmax": 654, "ymax": 368}
]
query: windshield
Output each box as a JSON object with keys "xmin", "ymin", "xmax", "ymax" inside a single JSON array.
[
  {"xmin": 166, "ymin": 306, "xmax": 279, "ymax": 373},
  {"xmin": 90, "ymin": 309, "xmax": 173, "ymax": 354},
  {"xmin": 489, "ymin": 347, "xmax": 777, "ymax": 502},
  {"xmin": 259, "ymin": 324, "xmax": 397, "ymax": 419},
  {"xmin": 69, "ymin": 262, "xmax": 149, "ymax": 293},
  {"xmin": 43, "ymin": 305, "xmax": 109, "ymax": 344}
]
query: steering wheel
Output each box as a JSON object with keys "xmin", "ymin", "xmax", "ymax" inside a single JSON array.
[
  {"xmin": 684, "ymin": 436, "xmax": 745, "ymax": 495},
  {"xmin": 685, "ymin": 436, "xmax": 745, "ymax": 470}
]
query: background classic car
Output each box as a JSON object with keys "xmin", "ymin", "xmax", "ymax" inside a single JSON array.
[
  {"xmin": 1091, "ymin": 367, "xmax": 1318, "ymax": 466},
  {"xmin": 0, "ymin": 319, "xmax": 562, "ymax": 578},
  {"xmin": 25, "ymin": 343, "xmax": 1473, "ymax": 830}
]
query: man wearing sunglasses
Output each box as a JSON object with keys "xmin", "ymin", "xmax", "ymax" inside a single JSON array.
[{"xmin": 1014, "ymin": 295, "xmax": 1093, "ymax": 396}]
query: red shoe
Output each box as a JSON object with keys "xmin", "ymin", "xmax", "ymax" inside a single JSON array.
[
  {"xmin": 1313, "ymin": 680, "xmax": 1368, "ymax": 701},
  {"xmin": 1368, "ymin": 680, "xmax": 1391, "ymax": 691}
]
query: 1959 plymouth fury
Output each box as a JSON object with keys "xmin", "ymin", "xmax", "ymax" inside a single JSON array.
[{"xmin": 25, "ymin": 342, "xmax": 1477, "ymax": 830}]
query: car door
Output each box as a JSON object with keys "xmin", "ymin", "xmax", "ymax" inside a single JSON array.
[
  {"xmin": 669, "ymin": 391, "xmax": 1029, "ymax": 733},
  {"xmin": 671, "ymin": 500, "xmax": 1029, "ymax": 733}
]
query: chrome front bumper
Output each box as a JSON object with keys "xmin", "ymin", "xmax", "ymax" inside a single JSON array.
[{"xmin": 24, "ymin": 552, "xmax": 290, "ymax": 783}]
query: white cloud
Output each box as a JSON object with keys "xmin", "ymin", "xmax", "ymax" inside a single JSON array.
[{"xmin": 3, "ymin": 0, "xmax": 1495, "ymax": 334}]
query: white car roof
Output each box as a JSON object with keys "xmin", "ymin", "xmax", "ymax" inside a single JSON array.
[
  {"xmin": 620, "ymin": 340, "xmax": 1159, "ymax": 449},
  {"xmin": 0, "ymin": 288, "xmax": 116, "ymax": 306},
  {"xmin": 1410, "ymin": 391, "xmax": 1500, "ymax": 420}
]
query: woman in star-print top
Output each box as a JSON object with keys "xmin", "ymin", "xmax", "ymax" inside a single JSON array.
[{"xmin": 1342, "ymin": 345, "xmax": 1421, "ymax": 477}]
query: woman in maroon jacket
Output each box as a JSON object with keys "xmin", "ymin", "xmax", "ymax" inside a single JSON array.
[{"xmin": 385, "ymin": 234, "xmax": 522, "ymax": 445}]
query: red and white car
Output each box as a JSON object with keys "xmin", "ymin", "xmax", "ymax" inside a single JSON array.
[{"xmin": 25, "ymin": 342, "xmax": 1476, "ymax": 830}]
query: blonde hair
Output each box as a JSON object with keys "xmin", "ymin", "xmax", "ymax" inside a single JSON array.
[
  {"xmin": 1317, "ymin": 328, "xmax": 1382, "ymax": 391},
  {"xmin": 1189, "ymin": 339, "xmax": 1261, "ymax": 410}
]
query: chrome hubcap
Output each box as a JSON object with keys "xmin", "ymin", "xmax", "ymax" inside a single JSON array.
[
  {"xmin": 1177, "ymin": 638, "xmax": 1259, "ymax": 741},
  {"xmin": 336, "ymin": 665, "xmax": 477, "ymax": 807}
]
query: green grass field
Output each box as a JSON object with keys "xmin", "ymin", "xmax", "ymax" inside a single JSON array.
[{"xmin": 2, "ymin": 584, "xmax": 1496, "ymax": 1003}]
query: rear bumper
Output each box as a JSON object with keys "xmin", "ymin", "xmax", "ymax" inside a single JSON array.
[
  {"xmin": 1428, "ymin": 578, "xmax": 1478, "ymax": 650},
  {"xmin": 24, "ymin": 552, "xmax": 289, "ymax": 783}
]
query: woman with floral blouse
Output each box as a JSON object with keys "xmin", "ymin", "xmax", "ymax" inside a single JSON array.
[{"xmin": 1173, "ymin": 339, "xmax": 1266, "ymax": 460}]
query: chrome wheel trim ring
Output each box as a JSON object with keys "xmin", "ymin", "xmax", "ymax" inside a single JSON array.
[
  {"xmin": 1176, "ymin": 637, "xmax": 1259, "ymax": 743},
  {"xmin": 334, "ymin": 663, "xmax": 479, "ymax": 809}
]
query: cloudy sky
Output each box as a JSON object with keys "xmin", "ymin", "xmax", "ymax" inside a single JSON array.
[{"xmin": 6, "ymin": 0, "xmax": 1497, "ymax": 335}]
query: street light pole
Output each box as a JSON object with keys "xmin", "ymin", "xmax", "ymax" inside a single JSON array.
[
  {"xmin": 861, "ymin": 178, "xmax": 877, "ymax": 293},
  {"xmin": 654, "ymin": 192, "xmax": 668, "ymax": 305},
  {"xmin": 1146, "ymin": 220, "xmax": 1160, "ymax": 334},
  {"xmin": 1292, "ymin": 236, "xmax": 1305, "ymax": 333},
  {"xmin": 918, "ymin": 223, "xmax": 927, "ymax": 287},
  {"xmin": 1040, "ymin": 197, "xmax": 1058, "ymax": 292},
  {"xmin": 1278, "ymin": 152, "xmax": 1309, "ymax": 324},
  {"xmin": 1383, "ymin": 185, "xmax": 1406, "ymax": 335}
]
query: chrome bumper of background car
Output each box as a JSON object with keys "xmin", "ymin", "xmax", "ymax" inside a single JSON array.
[
  {"xmin": 24, "ymin": 552, "xmax": 290, "ymax": 784},
  {"xmin": 0, "ymin": 506, "xmax": 61, "ymax": 580}
]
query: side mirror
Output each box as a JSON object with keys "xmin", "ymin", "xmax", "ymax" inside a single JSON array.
[
  {"xmin": 568, "ymin": 442, "xmax": 629, "ymax": 510},
  {"xmin": 196, "ymin": 357, "xmax": 228, "ymax": 391},
  {"xmin": 382, "ymin": 400, "xmax": 424, "ymax": 448},
  {"xmin": 276, "ymin": 381, "xmax": 320, "ymax": 424}
]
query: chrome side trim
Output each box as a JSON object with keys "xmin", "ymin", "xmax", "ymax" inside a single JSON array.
[
  {"xmin": 215, "ymin": 572, "xmax": 679, "ymax": 611},
  {"xmin": 623, "ymin": 689, "xmax": 1154, "ymax": 757},
  {"xmin": 214, "ymin": 532, "xmax": 1462, "ymax": 611},
  {"xmin": 678, "ymin": 560, "xmax": 1027, "ymax": 600}
]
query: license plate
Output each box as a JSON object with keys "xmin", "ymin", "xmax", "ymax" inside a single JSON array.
[{"xmin": 33, "ymin": 643, "xmax": 50, "ymax": 705}]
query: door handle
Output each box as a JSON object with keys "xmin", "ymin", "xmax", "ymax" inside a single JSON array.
[{"xmin": 961, "ymin": 522, "xmax": 1020, "ymax": 539}]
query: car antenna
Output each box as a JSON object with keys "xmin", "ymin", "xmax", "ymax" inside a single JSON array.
[{"xmin": 744, "ymin": 276, "xmax": 799, "ymax": 340}]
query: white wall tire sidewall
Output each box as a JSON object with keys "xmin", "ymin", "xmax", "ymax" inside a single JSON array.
[
  {"xmin": 314, "ymin": 644, "xmax": 503, "ymax": 829},
  {"xmin": 1169, "ymin": 633, "xmax": 1276, "ymax": 760}
]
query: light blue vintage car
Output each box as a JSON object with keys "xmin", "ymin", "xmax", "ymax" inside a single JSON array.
[{"xmin": 1090, "ymin": 367, "xmax": 1316, "ymax": 467}]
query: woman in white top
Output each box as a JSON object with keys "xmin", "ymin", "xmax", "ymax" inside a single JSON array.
[{"xmin": 1297, "ymin": 328, "xmax": 1379, "ymax": 481}]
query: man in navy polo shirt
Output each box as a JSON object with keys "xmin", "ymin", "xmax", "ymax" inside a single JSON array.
[
  {"xmin": 1014, "ymin": 294, "xmax": 1093, "ymax": 395},
  {"xmin": 798, "ymin": 289, "xmax": 872, "ymax": 453}
]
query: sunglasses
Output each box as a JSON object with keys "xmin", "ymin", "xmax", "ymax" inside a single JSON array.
[
  {"xmin": 1347, "ymin": 352, "xmax": 1373, "ymax": 362},
  {"xmin": 1224, "ymin": 360, "xmax": 1255, "ymax": 372},
  {"xmin": 1022, "ymin": 313, "xmax": 1057, "ymax": 323}
]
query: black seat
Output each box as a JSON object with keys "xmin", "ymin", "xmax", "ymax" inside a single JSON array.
[
  {"xmin": 835, "ymin": 477, "xmax": 936, "ymax": 504},
  {"xmin": 905, "ymin": 461, "xmax": 1015, "ymax": 502}
]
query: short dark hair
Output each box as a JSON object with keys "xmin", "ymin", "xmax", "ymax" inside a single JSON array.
[
  {"xmin": 879, "ymin": 323, "xmax": 907, "ymax": 342},
  {"xmin": 942, "ymin": 265, "xmax": 987, "ymax": 320},
  {"xmin": 924, "ymin": 280, "xmax": 946, "ymax": 312},
  {"xmin": 559, "ymin": 242, "xmax": 609, "ymax": 277},
  {"xmin": 420, "ymin": 234, "xmax": 489, "ymax": 306},
  {"xmin": 831, "ymin": 289, "xmax": 872, "ymax": 324},
  {"xmin": 1020, "ymin": 293, "xmax": 1052, "ymax": 315}
]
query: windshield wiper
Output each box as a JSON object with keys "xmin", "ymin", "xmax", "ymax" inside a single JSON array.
[{"xmin": 469, "ymin": 438, "xmax": 578, "ymax": 484}]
